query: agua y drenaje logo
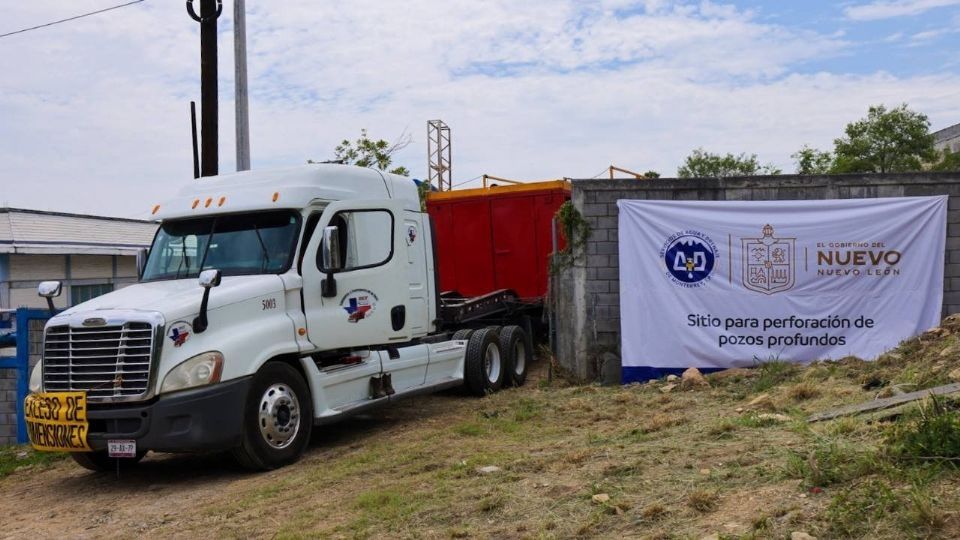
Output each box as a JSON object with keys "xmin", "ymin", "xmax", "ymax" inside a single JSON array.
[{"xmin": 660, "ymin": 231, "xmax": 717, "ymax": 287}]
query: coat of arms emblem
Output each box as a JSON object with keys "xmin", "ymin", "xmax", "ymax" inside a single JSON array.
[{"xmin": 742, "ymin": 224, "xmax": 795, "ymax": 294}]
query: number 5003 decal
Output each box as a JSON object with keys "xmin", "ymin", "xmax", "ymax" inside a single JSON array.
[{"xmin": 262, "ymin": 298, "xmax": 277, "ymax": 310}]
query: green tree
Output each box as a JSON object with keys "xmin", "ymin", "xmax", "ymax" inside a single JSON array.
[
  {"xmin": 314, "ymin": 129, "xmax": 411, "ymax": 176},
  {"xmin": 932, "ymin": 148, "xmax": 960, "ymax": 172},
  {"xmin": 792, "ymin": 145, "xmax": 834, "ymax": 175},
  {"xmin": 677, "ymin": 148, "xmax": 781, "ymax": 178},
  {"xmin": 831, "ymin": 104, "xmax": 936, "ymax": 174}
]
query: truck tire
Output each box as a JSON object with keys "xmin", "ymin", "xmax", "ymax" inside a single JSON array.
[
  {"xmin": 452, "ymin": 329, "xmax": 474, "ymax": 341},
  {"xmin": 499, "ymin": 325, "xmax": 530, "ymax": 387},
  {"xmin": 232, "ymin": 362, "xmax": 313, "ymax": 470},
  {"xmin": 71, "ymin": 450, "xmax": 145, "ymax": 472},
  {"xmin": 464, "ymin": 328, "xmax": 504, "ymax": 396}
]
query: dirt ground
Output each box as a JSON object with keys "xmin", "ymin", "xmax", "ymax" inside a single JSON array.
[{"xmin": 2, "ymin": 329, "xmax": 960, "ymax": 540}]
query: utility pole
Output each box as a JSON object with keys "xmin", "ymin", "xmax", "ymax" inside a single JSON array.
[
  {"xmin": 187, "ymin": 0, "xmax": 222, "ymax": 177},
  {"xmin": 234, "ymin": 0, "xmax": 251, "ymax": 171},
  {"xmin": 427, "ymin": 120, "xmax": 452, "ymax": 191}
]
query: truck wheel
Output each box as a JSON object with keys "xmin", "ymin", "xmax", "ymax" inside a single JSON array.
[
  {"xmin": 464, "ymin": 328, "xmax": 504, "ymax": 396},
  {"xmin": 452, "ymin": 329, "xmax": 474, "ymax": 341},
  {"xmin": 232, "ymin": 362, "xmax": 313, "ymax": 470},
  {"xmin": 71, "ymin": 450, "xmax": 145, "ymax": 472},
  {"xmin": 500, "ymin": 325, "xmax": 530, "ymax": 387}
]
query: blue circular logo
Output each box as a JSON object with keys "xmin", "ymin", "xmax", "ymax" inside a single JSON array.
[{"xmin": 661, "ymin": 232, "xmax": 717, "ymax": 286}]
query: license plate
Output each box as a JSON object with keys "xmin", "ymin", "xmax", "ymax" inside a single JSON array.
[
  {"xmin": 107, "ymin": 439, "xmax": 137, "ymax": 458},
  {"xmin": 23, "ymin": 391, "xmax": 91, "ymax": 452}
]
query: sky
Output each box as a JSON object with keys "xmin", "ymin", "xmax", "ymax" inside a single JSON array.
[{"xmin": 1, "ymin": 0, "xmax": 959, "ymax": 218}]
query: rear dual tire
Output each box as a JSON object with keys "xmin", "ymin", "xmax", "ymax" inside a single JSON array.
[
  {"xmin": 464, "ymin": 328, "xmax": 505, "ymax": 396},
  {"xmin": 499, "ymin": 325, "xmax": 530, "ymax": 387}
]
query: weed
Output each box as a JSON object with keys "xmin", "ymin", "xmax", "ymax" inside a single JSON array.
[
  {"xmin": 686, "ymin": 489, "xmax": 718, "ymax": 512},
  {"xmin": 638, "ymin": 503, "xmax": 667, "ymax": 522},
  {"xmin": 824, "ymin": 478, "xmax": 899, "ymax": 536},
  {"xmin": 784, "ymin": 441, "xmax": 881, "ymax": 487},
  {"xmin": 752, "ymin": 358, "xmax": 799, "ymax": 392},
  {"xmin": 886, "ymin": 395, "xmax": 960, "ymax": 465}
]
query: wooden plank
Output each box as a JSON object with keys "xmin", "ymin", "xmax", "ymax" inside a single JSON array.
[{"xmin": 806, "ymin": 382, "xmax": 960, "ymax": 423}]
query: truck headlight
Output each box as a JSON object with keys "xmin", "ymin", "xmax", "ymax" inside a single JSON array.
[
  {"xmin": 160, "ymin": 351, "xmax": 224, "ymax": 394},
  {"xmin": 29, "ymin": 363, "xmax": 42, "ymax": 393}
]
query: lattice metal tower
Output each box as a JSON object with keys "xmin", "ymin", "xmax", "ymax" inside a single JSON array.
[{"xmin": 427, "ymin": 120, "xmax": 452, "ymax": 191}]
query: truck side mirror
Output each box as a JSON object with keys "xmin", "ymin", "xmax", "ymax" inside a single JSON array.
[
  {"xmin": 194, "ymin": 269, "xmax": 222, "ymax": 333},
  {"xmin": 136, "ymin": 248, "xmax": 148, "ymax": 280},
  {"xmin": 321, "ymin": 226, "xmax": 340, "ymax": 298},
  {"xmin": 38, "ymin": 281, "xmax": 62, "ymax": 312}
]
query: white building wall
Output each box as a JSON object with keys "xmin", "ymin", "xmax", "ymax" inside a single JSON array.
[
  {"xmin": 71, "ymin": 255, "xmax": 113, "ymax": 279},
  {"xmin": 9, "ymin": 254, "xmax": 65, "ymax": 280}
]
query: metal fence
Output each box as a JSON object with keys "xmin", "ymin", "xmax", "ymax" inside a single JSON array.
[{"xmin": 0, "ymin": 309, "xmax": 51, "ymax": 445}]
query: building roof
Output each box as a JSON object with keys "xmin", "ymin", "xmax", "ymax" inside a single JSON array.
[
  {"xmin": 0, "ymin": 208, "xmax": 157, "ymax": 256},
  {"xmin": 934, "ymin": 122, "xmax": 960, "ymax": 144}
]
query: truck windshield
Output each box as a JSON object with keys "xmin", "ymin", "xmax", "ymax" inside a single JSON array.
[{"xmin": 142, "ymin": 210, "xmax": 301, "ymax": 281}]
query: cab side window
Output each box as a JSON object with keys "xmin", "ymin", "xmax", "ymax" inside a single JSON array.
[{"xmin": 318, "ymin": 209, "xmax": 393, "ymax": 271}]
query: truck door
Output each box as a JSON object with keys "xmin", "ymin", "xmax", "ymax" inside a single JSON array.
[{"xmin": 301, "ymin": 200, "xmax": 413, "ymax": 350}]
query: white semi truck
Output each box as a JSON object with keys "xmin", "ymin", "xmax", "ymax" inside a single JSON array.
[{"xmin": 25, "ymin": 165, "xmax": 531, "ymax": 470}]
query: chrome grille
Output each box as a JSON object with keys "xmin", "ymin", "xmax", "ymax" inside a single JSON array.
[{"xmin": 43, "ymin": 322, "xmax": 155, "ymax": 401}]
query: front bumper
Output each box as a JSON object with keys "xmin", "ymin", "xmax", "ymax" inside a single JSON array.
[{"xmin": 86, "ymin": 377, "xmax": 251, "ymax": 453}]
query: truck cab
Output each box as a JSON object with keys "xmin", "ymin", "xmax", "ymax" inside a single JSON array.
[{"xmin": 26, "ymin": 165, "xmax": 530, "ymax": 470}]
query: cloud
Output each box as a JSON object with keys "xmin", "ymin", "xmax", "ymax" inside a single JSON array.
[
  {"xmin": 845, "ymin": 0, "xmax": 960, "ymax": 21},
  {"xmin": 0, "ymin": 1, "xmax": 958, "ymax": 217}
]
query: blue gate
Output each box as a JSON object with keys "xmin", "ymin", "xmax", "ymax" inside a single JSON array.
[{"xmin": 0, "ymin": 309, "xmax": 52, "ymax": 444}]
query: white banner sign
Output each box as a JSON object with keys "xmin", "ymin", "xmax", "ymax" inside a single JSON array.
[{"xmin": 618, "ymin": 196, "xmax": 946, "ymax": 383}]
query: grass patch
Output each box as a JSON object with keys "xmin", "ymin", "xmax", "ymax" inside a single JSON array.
[
  {"xmin": 824, "ymin": 478, "xmax": 900, "ymax": 536},
  {"xmin": 453, "ymin": 422, "xmax": 484, "ymax": 437},
  {"xmin": 784, "ymin": 441, "xmax": 882, "ymax": 487},
  {"xmin": 0, "ymin": 446, "xmax": 65, "ymax": 478},
  {"xmin": 752, "ymin": 359, "xmax": 799, "ymax": 393},
  {"xmin": 886, "ymin": 395, "xmax": 960, "ymax": 466}
]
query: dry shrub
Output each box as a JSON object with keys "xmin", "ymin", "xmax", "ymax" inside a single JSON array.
[
  {"xmin": 641, "ymin": 414, "xmax": 687, "ymax": 434},
  {"xmin": 687, "ymin": 489, "xmax": 718, "ymax": 512},
  {"xmin": 788, "ymin": 381, "xmax": 821, "ymax": 401}
]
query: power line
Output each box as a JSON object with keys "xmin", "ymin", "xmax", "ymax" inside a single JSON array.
[{"xmin": 0, "ymin": 0, "xmax": 146, "ymax": 40}]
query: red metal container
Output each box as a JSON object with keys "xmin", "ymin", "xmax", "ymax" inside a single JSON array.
[{"xmin": 426, "ymin": 181, "xmax": 570, "ymax": 300}]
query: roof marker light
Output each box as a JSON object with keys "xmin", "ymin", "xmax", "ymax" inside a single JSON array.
[
  {"xmin": 272, "ymin": 192, "xmax": 280, "ymax": 202},
  {"xmin": 192, "ymin": 199, "xmax": 200, "ymax": 209},
  {"xmin": 218, "ymin": 196, "xmax": 226, "ymax": 207},
  {"xmin": 205, "ymin": 197, "xmax": 213, "ymax": 208},
  {"xmin": 151, "ymin": 204, "xmax": 160, "ymax": 215}
]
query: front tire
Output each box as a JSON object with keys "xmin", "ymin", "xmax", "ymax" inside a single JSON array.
[
  {"xmin": 464, "ymin": 328, "xmax": 504, "ymax": 396},
  {"xmin": 232, "ymin": 362, "xmax": 313, "ymax": 470}
]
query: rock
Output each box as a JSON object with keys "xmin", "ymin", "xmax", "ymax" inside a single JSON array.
[
  {"xmin": 734, "ymin": 407, "xmax": 744, "ymax": 413},
  {"xmin": 699, "ymin": 468, "xmax": 711, "ymax": 475},
  {"xmin": 756, "ymin": 413, "xmax": 790, "ymax": 422},
  {"xmin": 666, "ymin": 374, "xmax": 680, "ymax": 382},
  {"xmin": 592, "ymin": 493, "xmax": 610, "ymax": 504},
  {"xmin": 791, "ymin": 532, "xmax": 817, "ymax": 540},
  {"xmin": 476, "ymin": 465, "xmax": 501, "ymax": 474},
  {"xmin": 747, "ymin": 394, "xmax": 775, "ymax": 411},
  {"xmin": 709, "ymin": 367, "xmax": 753, "ymax": 381},
  {"xmin": 15, "ymin": 451, "xmax": 28, "ymax": 460},
  {"xmin": 681, "ymin": 367, "xmax": 710, "ymax": 389},
  {"xmin": 660, "ymin": 383, "xmax": 677, "ymax": 393},
  {"xmin": 940, "ymin": 345, "xmax": 958, "ymax": 357},
  {"xmin": 700, "ymin": 534, "xmax": 720, "ymax": 540},
  {"xmin": 949, "ymin": 368, "xmax": 960, "ymax": 383}
]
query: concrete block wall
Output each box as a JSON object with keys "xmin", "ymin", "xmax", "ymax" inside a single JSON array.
[{"xmin": 555, "ymin": 172, "xmax": 960, "ymax": 383}]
